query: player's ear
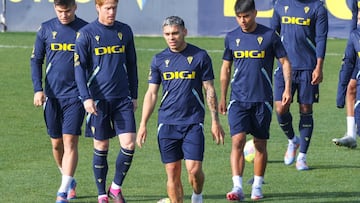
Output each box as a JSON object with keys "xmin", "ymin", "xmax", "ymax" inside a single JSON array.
[
  {"xmin": 95, "ymin": 4, "xmax": 100, "ymax": 14},
  {"xmin": 183, "ymin": 28, "xmax": 188, "ymax": 37}
]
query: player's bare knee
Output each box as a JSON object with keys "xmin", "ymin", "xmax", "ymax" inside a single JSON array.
[
  {"xmin": 253, "ymin": 139, "xmax": 267, "ymax": 153},
  {"xmin": 299, "ymin": 104, "xmax": 312, "ymax": 114},
  {"xmin": 275, "ymin": 102, "xmax": 288, "ymax": 115},
  {"xmin": 187, "ymin": 166, "xmax": 203, "ymax": 178}
]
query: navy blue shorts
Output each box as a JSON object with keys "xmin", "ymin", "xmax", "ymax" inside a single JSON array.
[
  {"xmin": 227, "ymin": 101, "xmax": 272, "ymax": 139},
  {"xmin": 44, "ymin": 97, "xmax": 85, "ymax": 138},
  {"xmin": 274, "ymin": 69, "xmax": 319, "ymax": 104},
  {"xmin": 157, "ymin": 123, "xmax": 205, "ymax": 164},
  {"xmin": 85, "ymin": 98, "xmax": 136, "ymax": 140}
]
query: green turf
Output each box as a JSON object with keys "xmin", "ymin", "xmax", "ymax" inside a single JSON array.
[{"xmin": 0, "ymin": 32, "xmax": 359, "ymax": 202}]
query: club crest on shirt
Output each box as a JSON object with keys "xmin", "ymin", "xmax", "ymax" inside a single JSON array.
[
  {"xmin": 187, "ymin": 56, "xmax": 193, "ymax": 64},
  {"xmin": 257, "ymin": 36, "xmax": 263, "ymax": 45},
  {"xmin": 76, "ymin": 32, "xmax": 80, "ymax": 39},
  {"xmin": 236, "ymin": 38, "xmax": 240, "ymax": 47},
  {"xmin": 118, "ymin": 32, "xmax": 123, "ymax": 40},
  {"xmin": 165, "ymin": 59, "xmax": 170, "ymax": 67},
  {"xmin": 95, "ymin": 35, "xmax": 100, "ymax": 44},
  {"xmin": 284, "ymin": 6, "xmax": 289, "ymax": 13},
  {"xmin": 52, "ymin": 31, "xmax": 57, "ymax": 39},
  {"xmin": 304, "ymin": 6, "xmax": 310, "ymax": 14}
]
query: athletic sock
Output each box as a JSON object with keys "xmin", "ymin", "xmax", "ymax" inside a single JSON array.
[
  {"xmin": 93, "ymin": 149, "xmax": 108, "ymax": 195},
  {"xmin": 297, "ymin": 152, "xmax": 306, "ymax": 161},
  {"xmin": 347, "ymin": 116, "xmax": 357, "ymax": 139},
  {"xmin": 299, "ymin": 112, "xmax": 313, "ymax": 153},
  {"xmin": 252, "ymin": 175, "xmax": 263, "ymax": 188},
  {"xmin": 58, "ymin": 175, "xmax": 73, "ymax": 193},
  {"xmin": 113, "ymin": 147, "xmax": 134, "ymax": 186},
  {"xmin": 232, "ymin": 176, "xmax": 243, "ymax": 189},
  {"xmin": 277, "ymin": 112, "xmax": 295, "ymax": 139},
  {"xmin": 98, "ymin": 194, "xmax": 108, "ymax": 200},
  {"xmin": 109, "ymin": 182, "xmax": 121, "ymax": 196},
  {"xmin": 191, "ymin": 191, "xmax": 203, "ymax": 203}
]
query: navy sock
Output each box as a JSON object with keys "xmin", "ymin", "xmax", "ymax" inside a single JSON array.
[
  {"xmin": 113, "ymin": 147, "xmax": 134, "ymax": 186},
  {"xmin": 277, "ymin": 111, "xmax": 295, "ymax": 139},
  {"xmin": 299, "ymin": 112, "xmax": 313, "ymax": 153},
  {"xmin": 93, "ymin": 149, "xmax": 108, "ymax": 195}
]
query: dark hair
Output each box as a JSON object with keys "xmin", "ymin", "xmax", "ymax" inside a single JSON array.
[
  {"xmin": 162, "ymin": 16, "xmax": 185, "ymax": 28},
  {"xmin": 234, "ymin": 0, "xmax": 255, "ymax": 15},
  {"xmin": 54, "ymin": 0, "xmax": 76, "ymax": 7}
]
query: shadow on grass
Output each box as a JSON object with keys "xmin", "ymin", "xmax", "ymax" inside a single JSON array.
[
  {"xmin": 310, "ymin": 164, "xmax": 360, "ymax": 170},
  {"xmin": 75, "ymin": 192, "xmax": 360, "ymax": 202},
  {"xmin": 75, "ymin": 195, "xmax": 163, "ymax": 202},
  {"xmin": 72, "ymin": 195, "xmax": 98, "ymax": 202},
  {"xmin": 264, "ymin": 191, "xmax": 360, "ymax": 202},
  {"xmin": 268, "ymin": 159, "xmax": 360, "ymax": 170},
  {"xmin": 202, "ymin": 191, "xmax": 359, "ymax": 202},
  {"xmin": 268, "ymin": 160, "xmax": 284, "ymax": 164}
]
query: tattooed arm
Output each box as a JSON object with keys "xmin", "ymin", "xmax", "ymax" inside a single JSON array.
[
  {"xmin": 203, "ymin": 80, "xmax": 225, "ymax": 145},
  {"xmin": 278, "ymin": 56, "xmax": 292, "ymax": 106}
]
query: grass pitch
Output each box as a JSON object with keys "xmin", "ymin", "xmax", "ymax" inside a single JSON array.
[{"xmin": 0, "ymin": 32, "xmax": 359, "ymax": 202}]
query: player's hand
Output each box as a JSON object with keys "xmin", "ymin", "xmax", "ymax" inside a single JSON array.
[
  {"xmin": 84, "ymin": 99, "xmax": 97, "ymax": 115},
  {"xmin": 211, "ymin": 120, "xmax": 225, "ymax": 145},
  {"xmin": 33, "ymin": 91, "xmax": 45, "ymax": 107},
  {"xmin": 218, "ymin": 98, "xmax": 227, "ymax": 115},
  {"xmin": 136, "ymin": 125, "xmax": 147, "ymax": 148},
  {"xmin": 311, "ymin": 66, "xmax": 323, "ymax": 85},
  {"xmin": 281, "ymin": 91, "xmax": 292, "ymax": 106}
]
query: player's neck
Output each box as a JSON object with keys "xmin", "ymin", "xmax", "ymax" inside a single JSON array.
[
  {"xmin": 170, "ymin": 42, "xmax": 187, "ymax": 53},
  {"xmin": 243, "ymin": 23, "xmax": 257, "ymax": 33}
]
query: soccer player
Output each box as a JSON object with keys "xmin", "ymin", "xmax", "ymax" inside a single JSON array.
[
  {"xmin": 136, "ymin": 16, "xmax": 225, "ymax": 203},
  {"xmin": 219, "ymin": 0, "xmax": 292, "ymax": 200},
  {"xmin": 271, "ymin": 0, "xmax": 328, "ymax": 170},
  {"xmin": 30, "ymin": 0, "xmax": 87, "ymax": 202},
  {"xmin": 333, "ymin": 0, "xmax": 360, "ymax": 149},
  {"xmin": 339, "ymin": 14, "xmax": 360, "ymax": 150},
  {"xmin": 74, "ymin": 0, "xmax": 138, "ymax": 202}
]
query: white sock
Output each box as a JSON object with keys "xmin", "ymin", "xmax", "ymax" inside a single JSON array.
[
  {"xmin": 346, "ymin": 116, "xmax": 356, "ymax": 139},
  {"xmin": 98, "ymin": 194, "xmax": 107, "ymax": 199},
  {"xmin": 111, "ymin": 181, "xmax": 121, "ymax": 190},
  {"xmin": 297, "ymin": 152, "xmax": 306, "ymax": 161},
  {"xmin": 232, "ymin": 176, "xmax": 242, "ymax": 189},
  {"xmin": 58, "ymin": 175, "xmax": 73, "ymax": 193},
  {"xmin": 252, "ymin": 175, "xmax": 263, "ymax": 188},
  {"xmin": 191, "ymin": 191, "xmax": 203, "ymax": 203}
]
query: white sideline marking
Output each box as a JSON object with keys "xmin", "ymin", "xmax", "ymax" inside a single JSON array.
[
  {"xmin": 0, "ymin": 44, "xmax": 31, "ymax": 49},
  {"xmin": 0, "ymin": 44, "xmax": 342, "ymax": 55}
]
